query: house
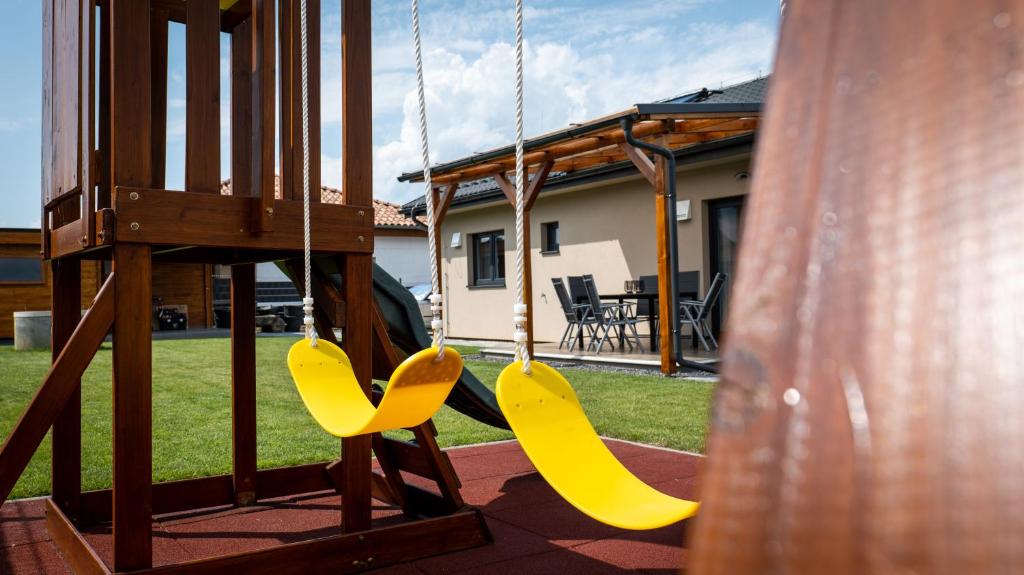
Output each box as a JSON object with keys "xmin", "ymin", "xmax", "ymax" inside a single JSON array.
[
  {"xmin": 0, "ymin": 229, "xmax": 214, "ymax": 338},
  {"xmin": 400, "ymin": 77, "xmax": 765, "ymax": 370}
]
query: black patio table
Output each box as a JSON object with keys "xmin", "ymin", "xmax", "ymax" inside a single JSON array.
[{"xmin": 601, "ymin": 291, "xmax": 699, "ymax": 351}]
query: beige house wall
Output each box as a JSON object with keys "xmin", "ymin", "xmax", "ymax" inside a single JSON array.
[{"xmin": 438, "ymin": 155, "xmax": 752, "ymax": 342}]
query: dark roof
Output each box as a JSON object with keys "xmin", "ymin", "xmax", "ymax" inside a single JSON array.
[
  {"xmin": 401, "ymin": 76, "xmax": 767, "ymax": 215},
  {"xmin": 661, "ymin": 76, "xmax": 769, "ymax": 105}
]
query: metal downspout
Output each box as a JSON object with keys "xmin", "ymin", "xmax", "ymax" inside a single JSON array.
[{"xmin": 621, "ymin": 117, "xmax": 717, "ymax": 375}]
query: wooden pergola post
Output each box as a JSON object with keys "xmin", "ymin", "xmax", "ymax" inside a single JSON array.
[
  {"xmin": 429, "ymin": 183, "xmax": 458, "ymax": 298},
  {"xmin": 494, "ymin": 161, "xmax": 554, "ymax": 357},
  {"xmin": 620, "ymin": 142, "xmax": 674, "ymax": 374}
]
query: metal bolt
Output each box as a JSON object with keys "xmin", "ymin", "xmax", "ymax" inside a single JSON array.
[
  {"xmin": 358, "ymin": 210, "xmax": 365, "ymax": 217},
  {"xmin": 266, "ymin": 207, "xmax": 274, "ymax": 215},
  {"xmin": 357, "ymin": 235, "xmax": 365, "ymax": 243},
  {"xmin": 80, "ymin": 236, "xmax": 88, "ymax": 246},
  {"xmin": 130, "ymin": 222, "xmax": 140, "ymax": 231},
  {"xmin": 129, "ymin": 191, "xmax": 139, "ymax": 200},
  {"xmin": 357, "ymin": 535, "xmax": 365, "ymax": 542}
]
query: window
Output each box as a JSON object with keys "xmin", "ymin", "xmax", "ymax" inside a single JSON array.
[
  {"xmin": 541, "ymin": 221, "xmax": 560, "ymax": 253},
  {"xmin": 471, "ymin": 230, "xmax": 505, "ymax": 286},
  {"xmin": 0, "ymin": 257, "xmax": 43, "ymax": 283}
]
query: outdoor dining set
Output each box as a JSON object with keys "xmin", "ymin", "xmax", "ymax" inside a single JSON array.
[{"xmin": 551, "ymin": 272, "xmax": 728, "ymax": 354}]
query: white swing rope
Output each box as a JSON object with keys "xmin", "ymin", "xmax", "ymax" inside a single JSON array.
[
  {"xmin": 300, "ymin": 0, "xmax": 318, "ymax": 347},
  {"xmin": 511, "ymin": 0, "xmax": 530, "ymax": 375},
  {"xmin": 411, "ymin": 0, "xmax": 446, "ymax": 358}
]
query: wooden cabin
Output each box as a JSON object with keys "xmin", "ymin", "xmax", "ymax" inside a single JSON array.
[
  {"xmin": 0, "ymin": 228, "xmax": 214, "ymax": 339},
  {"xmin": 0, "ymin": 229, "xmax": 100, "ymax": 339}
]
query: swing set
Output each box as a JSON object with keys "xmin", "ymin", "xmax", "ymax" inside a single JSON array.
[{"xmin": 0, "ymin": 0, "xmax": 737, "ymax": 572}]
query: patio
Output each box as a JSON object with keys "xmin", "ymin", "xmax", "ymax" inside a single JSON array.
[
  {"xmin": 0, "ymin": 439, "xmax": 700, "ymax": 574},
  {"xmin": 480, "ymin": 340, "xmax": 718, "ymax": 375}
]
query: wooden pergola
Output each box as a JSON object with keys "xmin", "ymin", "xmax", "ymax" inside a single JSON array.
[{"xmin": 400, "ymin": 103, "xmax": 760, "ymax": 375}]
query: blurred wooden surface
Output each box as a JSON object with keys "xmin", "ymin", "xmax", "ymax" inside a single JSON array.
[{"xmin": 691, "ymin": 1, "xmax": 1024, "ymax": 573}]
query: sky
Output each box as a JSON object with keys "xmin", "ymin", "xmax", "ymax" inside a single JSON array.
[{"xmin": 0, "ymin": 0, "xmax": 779, "ymax": 228}]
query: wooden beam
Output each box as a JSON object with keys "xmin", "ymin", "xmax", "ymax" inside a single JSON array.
[
  {"xmin": 524, "ymin": 160, "xmax": 554, "ymax": 211},
  {"xmin": 51, "ymin": 258, "xmax": 82, "ymax": 520},
  {"xmin": 618, "ymin": 142, "xmax": 656, "ymax": 185},
  {"xmin": 231, "ymin": 263, "xmax": 257, "ymax": 506},
  {"xmin": 112, "ymin": 187, "xmax": 374, "ymax": 253},
  {"xmin": 423, "ymin": 120, "xmax": 673, "ymax": 184},
  {"xmin": 46, "ymin": 499, "xmax": 110, "ymax": 575},
  {"xmin": 341, "ymin": 0, "xmax": 373, "ymax": 534},
  {"xmin": 0, "ymin": 275, "xmax": 114, "ymax": 506},
  {"xmin": 493, "ymin": 173, "xmax": 515, "ymax": 205},
  {"xmin": 186, "ymin": 0, "xmax": 221, "ymax": 193},
  {"xmin": 112, "ymin": 243, "xmax": 153, "ymax": 570}
]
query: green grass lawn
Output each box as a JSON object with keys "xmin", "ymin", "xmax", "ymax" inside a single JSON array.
[{"xmin": 0, "ymin": 338, "xmax": 713, "ymax": 499}]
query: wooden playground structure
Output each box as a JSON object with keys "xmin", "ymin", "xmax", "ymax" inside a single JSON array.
[{"xmin": 0, "ymin": 1, "xmax": 492, "ymax": 573}]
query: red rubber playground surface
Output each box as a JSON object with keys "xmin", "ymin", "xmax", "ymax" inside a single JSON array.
[{"xmin": 0, "ymin": 439, "xmax": 701, "ymax": 574}]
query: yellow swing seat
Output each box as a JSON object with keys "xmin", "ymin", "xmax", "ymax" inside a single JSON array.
[
  {"xmin": 496, "ymin": 360, "xmax": 699, "ymax": 530},
  {"xmin": 288, "ymin": 339, "xmax": 462, "ymax": 437}
]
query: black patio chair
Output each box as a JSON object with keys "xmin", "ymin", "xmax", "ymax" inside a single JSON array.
[
  {"xmin": 679, "ymin": 272, "xmax": 727, "ymax": 352},
  {"xmin": 582, "ymin": 275, "xmax": 642, "ymax": 353},
  {"xmin": 551, "ymin": 278, "xmax": 595, "ymax": 352},
  {"xmin": 567, "ymin": 275, "xmax": 589, "ymax": 306}
]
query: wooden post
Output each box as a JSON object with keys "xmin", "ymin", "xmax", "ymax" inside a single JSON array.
[
  {"xmin": 150, "ymin": 8, "xmax": 168, "ymax": 188},
  {"xmin": 252, "ymin": 0, "xmax": 275, "ymax": 230},
  {"xmin": 111, "ymin": 244, "xmax": 153, "ymax": 571},
  {"xmin": 231, "ymin": 18, "xmax": 252, "ymax": 196},
  {"xmin": 279, "ymin": 0, "xmax": 322, "ymax": 201},
  {"xmin": 341, "ymin": 0, "xmax": 373, "ymax": 534},
  {"xmin": 109, "ymin": 0, "xmax": 153, "ymax": 568},
  {"xmin": 50, "ymin": 258, "xmax": 81, "ymax": 519},
  {"xmin": 185, "ymin": 0, "xmax": 220, "ymax": 194},
  {"xmin": 620, "ymin": 142, "xmax": 671, "ymax": 373},
  {"xmin": 653, "ymin": 155, "xmax": 674, "ymax": 374},
  {"xmin": 231, "ymin": 263, "xmax": 257, "ymax": 506}
]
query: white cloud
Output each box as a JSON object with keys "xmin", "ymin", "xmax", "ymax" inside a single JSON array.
[{"xmin": 325, "ymin": 9, "xmax": 776, "ymax": 204}]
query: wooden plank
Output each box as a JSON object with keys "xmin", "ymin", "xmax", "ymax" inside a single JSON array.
[
  {"xmin": 109, "ymin": 0, "xmax": 152, "ymax": 193},
  {"xmin": 377, "ymin": 438, "xmax": 433, "ymax": 478},
  {"xmin": 112, "ymin": 187, "xmax": 374, "ymax": 253},
  {"xmin": 150, "ymin": 8, "xmax": 169, "ymax": 187},
  {"xmin": 63, "ymin": 0, "xmax": 82, "ymax": 198},
  {"xmin": 523, "ymin": 160, "xmax": 553, "ymax": 211},
  {"xmin": 46, "ymin": 499, "xmax": 111, "ymax": 575},
  {"xmin": 96, "ymin": 0, "xmax": 111, "ymax": 210},
  {"xmin": 230, "ymin": 17, "xmax": 253, "ymax": 197},
  {"xmin": 79, "ymin": 463, "xmax": 337, "ymax": 525},
  {"xmin": 653, "ymin": 154, "xmax": 673, "ymax": 374},
  {"xmin": 111, "ymin": 243, "xmax": 152, "ymax": 571},
  {"xmin": 0, "ymin": 275, "xmax": 114, "ymax": 506},
  {"xmin": 369, "ymin": 434, "xmax": 410, "ymax": 513},
  {"xmin": 251, "ymin": 0, "xmax": 275, "ymax": 231},
  {"xmin": 255, "ymin": 462, "xmax": 334, "ymax": 500},
  {"xmin": 81, "ymin": 0, "xmax": 96, "ymax": 247},
  {"xmin": 138, "ymin": 510, "xmax": 490, "ymax": 575},
  {"xmin": 278, "ymin": 0, "xmax": 322, "ymax": 202},
  {"xmin": 618, "ymin": 142, "xmax": 656, "ymax": 185},
  {"xmin": 186, "ymin": 0, "xmax": 221, "ymax": 193},
  {"xmin": 51, "ymin": 258, "xmax": 82, "ymax": 520},
  {"xmin": 42, "ymin": 0, "xmax": 53, "ymax": 247},
  {"xmin": 231, "ymin": 263, "xmax": 257, "ymax": 505},
  {"xmin": 79, "ymin": 474, "xmax": 234, "ymax": 526}
]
